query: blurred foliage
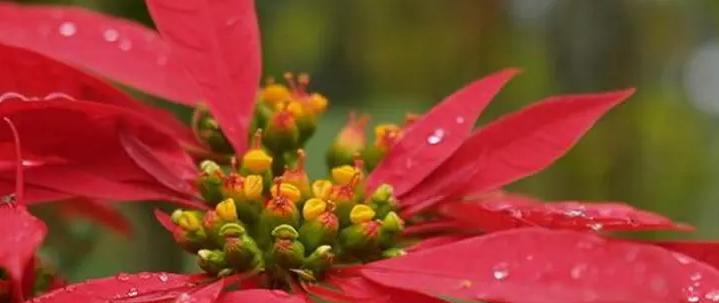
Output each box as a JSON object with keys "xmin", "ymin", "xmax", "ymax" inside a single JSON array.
[{"xmin": 13, "ymin": 0, "xmax": 719, "ymax": 281}]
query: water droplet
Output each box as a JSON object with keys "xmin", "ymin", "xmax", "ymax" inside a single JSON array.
[
  {"xmin": 158, "ymin": 272, "xmax": 169, "ymax": 282},
  {"xmin": 455, "ymin": 116, "xmax": 465, "ymax": 124},
  {"xmin": 525, "ymin": 254, "xmax": 534, "ymax": 261},
  {"xmin": 492, "ymin": 263, "xmax": 510, "ymax": 281},
  {"xmin": 119, "ymin": 39, "xmax": 133, "ymax": 51},
  {"xmin": 116, "ymin": 273, "xmax": 130, "ymax": 281},
  {"xmin": 687, "ymin": 295, "xmax": 700, "ymax": 303},
  {"xmin": 127, "ymin": 288, "xmax": 139, "ymax": 297},
  {"xmin": 705, "ymin": 290, "xmax": 719, "ymax": 301},
  {"xmin": 139, "ymin": 272, "xmax": 152, "ymax": 279},
  {"xmin": 458, "ymin": 279, "xmax": 472, "ymax": 289},
  {"xmin": 565, "ymin": 209, "xmax": 585, "ymax": 217},
  {"xmin": 588, "ymin": 222, "xmax": 603, "ymax": 231},
  {"xmin": 427, "ymin": 128, "xmax": 445, "ymax": 145},
  {"xmin": 225, "ymin": 17, "xmax": 239, "ymax": 27},
  {"xmin": 64, "ymin": 285, "xmax": 76, "ymax": 292},
  {"xmin": 156, "ymin": 55, "xmax": 168, "ymax": 66},
  {"xmin": 43, "ymin": 92, "xmax": 76, "ymax": 101},
  {"xmin": 674, "ymin": 252, "xmax": 692, "ymax": 265},
  {"xmin": 176, "ymin": 293, "xmax": 192, "ymax": 303},
  {"xmin": 405, "ymin": 158, "xmax": 414, "ymax": 169},
  {"xmin": 58, "ymin": 22, "xmax": 76, "ymax": 37},
  {"xmin": 570, "ymin": 263, "xmax": 588, "ymax": 279},
  {"xmin": 690, "ymin": 272, "xmax": 703, "ymax": 281},
  {"xmin": 0, "ymin": 92, "xmax": 30, "ymax": 102},
  {"xmin": 103, "ymin": 28, "xmax": 119, "ymax": 42}
]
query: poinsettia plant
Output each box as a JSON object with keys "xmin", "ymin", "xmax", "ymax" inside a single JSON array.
[{"xmin": 0, "ymin": 1, "xmax": 718, "ymax": 303}]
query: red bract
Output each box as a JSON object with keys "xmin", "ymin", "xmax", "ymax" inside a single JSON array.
[
  {"xmin": 436, "ymin": 191, "xmax": 692, "ymax": 233},
  {"xmin": 0, "ymin": 2, "xmax": 201, "ymax": 104},
  {"xmin": 0, "ymin": 206, "xmax": 46, "ymax": 303},
  {"xmin": 360, "ymin": 228, "xmax": 719, "ymax": 303},
  {"xmin": 3, "ymin": 1, "xmax": 719, "ymax": 303},
  {"xmin": 397, "ymin": 88, "xmax": 636, "ymax": 216},
  {"xmin": 145, "ymin": 0, "xmax": 262, "ymax": 153},
  {"xmin": 0, "ymin": 99, "xmax": 201, "ymax": 206},
  {"xmin": 366, "ymin": 68, "xmax": 520, "ymax": 195}
]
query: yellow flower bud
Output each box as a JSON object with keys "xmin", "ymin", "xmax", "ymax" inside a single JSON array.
[
  {"xmin": 350, "ymin": 204, "xmax": 375, "ymax": 224},
  {"xmin": 177, "ymin": 211, "xmax": 202, "ymax": 232},
  {"xmin": 303, "ymin": 198, "xmax": 327, "ymax": 221},
  {"xmin": 215, "ymin": 198, "xmax": 238, "ymax": 222},
  {"xmin": 277, "ymin": 100, "xmax": 304, "ymax": 119},
  {"xmin": 374, "ymin": 124, "xmax": 401, "ymax": 148},
  {"xmin": 262, "ymin": 84, "xmax": 290, "ymax": 106},
  {"xmin": 308, "ymin": 93, "xmax": 328, "ymax": 114},
  {"xmin": 242, "ymin": 149, "xmax": 273, "ymax": 174},
  {"xmin": 271, "ymin": 183, "xmax": 302, "ymax": 203},
  {"xmin": 242, "ymin": 175, "xmax": 264, "ymax": 200},
  {"xmin": 331, "ymin": 165, "xmax": 360, "ymax": 186},
  {"xmin": 312, "ymin": 179, "xmax": 333, "ymax": 200}
]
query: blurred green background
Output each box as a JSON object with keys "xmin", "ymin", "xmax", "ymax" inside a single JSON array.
[{"xmin": 16, "ymin": 0, "xmax": 719, "ymax": 282}]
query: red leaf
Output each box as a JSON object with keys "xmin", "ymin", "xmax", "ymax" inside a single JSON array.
[
  {"xmin": 438, "ymin": 192, "xmax": 690, "ymax": 232},
  {"xmin": 652, "ymin": 241, "xmax": 719, "ymax": 271},
  {"xmin": 362, "ymin": 228, "xmax": 719, "ymax": 303},
  {"xmin": 0, "ymin": 99, "xmax": 204, "ymax": 208},
  {"xmin": 0, "ymin": 206, "xmax": 46, "ymax": 302},
  {"xmin": 216, "ymin": 289, "xmax": 307, "ymax": 303},
  {"xmin": 0, "ymin": 3, "xmax": 201, "ymax": 104},
  {"xmin": 401, "ymin": 89, "xmax": 635, "ymax": 215},
  {"xmin": 29, "ymin": 272, "xmax": 205, "ymax": 303},
  {"xmin": 0, "ymin": 43, "xmax": 199, "ymax": 149},
  {"xmin": 146, "ymin": 0, "xmax": 262, "ymax": 153},
  {"xmin": 57, "ymin": 198, "xmax": 132, "ymax": 235},
  {"xmin": 367, "ymin": 69, "xmax": 519, "ymax": 195}
]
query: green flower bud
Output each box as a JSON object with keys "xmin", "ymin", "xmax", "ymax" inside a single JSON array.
[
  {"xmin": 299, "ymin": 211, "xmax": 339, "ymax": 253},
  {"xmin": 197, "ymin": 249, "xmax": 228, "ymax": 276},
  {"xmin": 223, "ymin": 235, "xmax": 264, "ymax": 272},
  {"xmin": 363, "ymin": 124, "xmax": 401, "ymax": 171},
  {"xmin": 196, "ymin": 160, "xmax": 225, "ymax": 205},
  {"xmin": 302, "ymin": 245, "xmax": 334, "ymax": 279},
  {"xmin": 367, "ymin": 184, "xmax": 398, "ymax": 218},
  {"xmin": 269, "ymin": 232, "xmax": 305, "ymax": 270},
  {"xmin": 380, "ymin": 211, "xmax": 404, "ymax": 249},
  {"xmin": 263, "ymin": 108, "xmax": 299, "ymax": 153},
  {"xmin": 257, "ymin": 196, "xmax": 300, "ymax": 248},
  {"xmin": 339, "ymin": 221, "xmax": 381, "ymax": 260},
  {"xmin": 192, "ymin": 106, "xmax": 233, "ymax": 154},
  {"xmin": 327, "ymin": 113, "xmax": 368, "ymax": 168},
  {"xmin": 272, "ymin": 224, "xmax": 300, "ymax": 240},
  {"xmin": 172, "ymin": 223, "xmax": 207, "ymax": 253}
]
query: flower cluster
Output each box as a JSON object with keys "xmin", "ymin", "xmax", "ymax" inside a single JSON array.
[
  {"xmin": 171, "ymin": 143, "xmax": 403, "ymax": 286},
  {"xmin": 0, "ymin": 1, "xmax": 719, "ymax": 303}
]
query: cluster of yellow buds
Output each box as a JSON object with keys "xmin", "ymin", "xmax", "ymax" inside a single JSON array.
[
  {"xmin": 174, "ymin": 146, "xmax": 403, "ymax": 286},
  {"xmin": 327, "ymin": 113, "xmax": 415, "ymax": 171}
]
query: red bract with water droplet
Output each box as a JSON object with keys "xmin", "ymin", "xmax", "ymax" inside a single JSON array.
[
  {"xmin": 366, "ymin": 68, "xmax": 520, "ymax": 195},
  {"xmin": 2, "ymin": 1, "xmax": 719, "ymax": 303},
  {"xmin": 0, "ymin": 2, "xmax": 201, "ymax": 104},
  {"xmin": 361, "ymin": 228, "xmax": 719, "ymax": 303}
]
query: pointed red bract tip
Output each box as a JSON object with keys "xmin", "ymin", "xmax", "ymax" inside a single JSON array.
[
  {"xmin": 367, "ymin": 68, "xmax": 520, "ymax": 196},
  {"xmin": 400, "ymin": 87, "xmax": 635, "ymax": 215}
]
